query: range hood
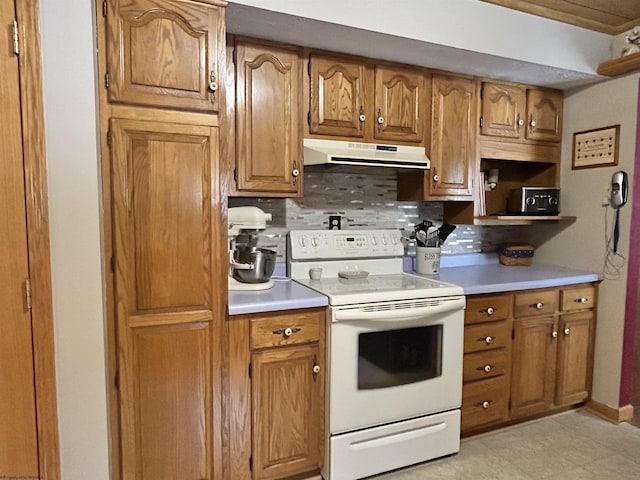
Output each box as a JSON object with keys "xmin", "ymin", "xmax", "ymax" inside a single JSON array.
[{"xmin": 304, "ymin": 138, "xmax": 430, "ymax": 170}]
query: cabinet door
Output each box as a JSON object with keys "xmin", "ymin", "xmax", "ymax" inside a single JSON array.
[
  {"xmin": 235, "ymin": 42, "xmax": 303, "ymax": 195},
  {"xmin": 252, "ymin": 344, "xmax": 323, "ymax": 480},
  {"xmin": 428, "ymin": 75, "xmax": 475, "ymax": 197},
  {"xmin": 111, "ymin": 118, "xmax": 223, "ymax": 480},
  {"xmin": 309, "ymin": 55, "xmax": 369, "ymax": 138},
  {"xmin": 481, "ymin": 82, "xmax": 526, "ymax": 139},
  {"xmin": 526, "ymin": 89, "xmax": 563, "ymax": 142},
  {"xmin": 511, "ymin": 316, "xmax": 557, "ymax": 418},
  {"xmin": 106, "ymin": 0, "xmax": 225, "ymax": 112},
  {"xmin": 556, "ymin": 312, "xmax": 593, "ymax": 406},
  {"xmin": 373, "ymin": 65, "xmax": 426, "ymax": 143}
]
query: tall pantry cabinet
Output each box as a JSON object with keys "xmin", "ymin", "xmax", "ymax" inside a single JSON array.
[{"xmin": 99, "ymin": 1, "xmax": 227, "ymax": 479}]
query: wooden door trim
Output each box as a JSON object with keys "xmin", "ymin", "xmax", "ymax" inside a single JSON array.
[{"xmin": 15, "ymin": 0, "xmax": 61, "ymax": 479}]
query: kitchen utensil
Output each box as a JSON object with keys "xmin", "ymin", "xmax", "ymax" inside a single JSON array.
[
  {"xmin": 438, "ymin": 224, "xmax": 456, "ymax": 245},
  {"xmin": 426, "ymin": 226, "xmax": 439, "ymax": 247},
  {"xmin": 232, "ymin": 246, "xmax": 277, "ymax": 283},
  {"xmin": 415, "ymin": 229, "xmax": 427, "ymax": 247}
]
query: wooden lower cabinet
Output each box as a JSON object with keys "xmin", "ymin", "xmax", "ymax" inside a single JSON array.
[
  {"xmin": 228, "ymin": 308, "xmax": 325, "ymax": 480},
  {"xmin": 462, "ymin": 284, "xmax": 597, "ymax": 435}
]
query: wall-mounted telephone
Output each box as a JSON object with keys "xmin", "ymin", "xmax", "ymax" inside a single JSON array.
[{"xmin": 611, "ymin": 171, "xmax": 628, "ymax": 209}]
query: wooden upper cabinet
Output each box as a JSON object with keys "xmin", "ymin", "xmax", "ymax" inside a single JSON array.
[
  {"xmin": 526, "ymin": 89, "xmax": 563, "ymax": 142},
  {"xmin": 110, "ymin": 117, "xmax": 222, "ymax": 480},
  {"xmin": 373, "ymin": 65, "xmax": 426, "ymax": 144},
  {"xmin": 235, "ymin": 41, "xmax": 303, "ymax": 196},
  {"xmin": 309, "ymin": 54, "xmax": 369, "ymax": 139},
  {"xmin": 481, "ymin": 82, "xmax": 526, "ymax": 139},
  {"xmin": 106, "ymin": 0, "xmax": 225, "ymax": 112},
  {"xmin": 428, "ymin": 74, "xmax": 475, "ymax": 198},
  {"xmin": 480, "ymin": 81, "xmax": 562, "ymax": 143}
]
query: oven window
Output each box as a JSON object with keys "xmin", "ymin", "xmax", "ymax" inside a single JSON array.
[{"xmin": 358, "ymin": 325, "xmax": 442, "ymax": 389}]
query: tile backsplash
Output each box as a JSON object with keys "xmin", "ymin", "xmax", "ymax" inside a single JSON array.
[{"xmin": 229, "ymin": 167, "xmax": 527, "ymax": 260}]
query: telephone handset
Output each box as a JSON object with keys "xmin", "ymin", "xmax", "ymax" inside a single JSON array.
[
  {"xmin": 611, "ymin": 171, "xmax": 628, "ymax": 209},
  {"xmin": 610, "ymin": 170, "xmax": 628, "ymax": 254}
]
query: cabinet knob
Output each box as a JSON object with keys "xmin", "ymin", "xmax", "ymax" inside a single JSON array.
[
  {"xmin": 312, "ymin": 365, "xmax": 321, "ymax": 374},
  {"xmin": 359, "ymin": 106, "xmax": 366, "ymax": 124},
  {"xmin": 272, "ymin": 327, "xmax": 301, "ymax": 337},
  {"xmin": 574, "ymin": 297, "xmax": 588, "ymax": 304},
  {"xmin": 482, "ymin": 401, "xmax": 491, "ymax": 409},
  {"xmin": 209, "ymin": 70, "xmax": 217, "ymax": 104},
  {"xmin": 292, "ymin": 168, "xmax": 300, "ymax": 177},
  {"xmin": 564, "ymin": 328, "xmax": 570, "ymax": 335},
  {"xmin": 377, "ymin": 108, "xmax": 384, "ymax": 126},
  {"xmin": 484, "ymin": 364, "xmax": 493, "ymax": 373},
  {"xmin": 482, "ymin": 336, "xmax": 494, "ymax": 344},
  {"xmin": 535, "ymin": 302, "xmax": 544, "ymax": 310},
  {"xmin": 486, "ymin": 307, "xmax": 495, "ymax": 315},
  {"xmin": 284, "ymin": 327, "xmax": 293, "ymax": 337},
  {"xmin": 433, "ymin": 174, "xmax": 440, "ymax": 182},
  {"xmin": 530, "ymin": 120, "xmax": 537, "ymax": 128},
  {"xmin": 552, "ymin": 331, "xmax": 558, "ymax": 338},
  {"xmin": 517, "ymin": 117, "xmax": 524, "ymax": 126}
]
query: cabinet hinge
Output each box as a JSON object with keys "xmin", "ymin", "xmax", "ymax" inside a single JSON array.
[
  {"xmin": 479, "ymin": 116, "xmax": 483, "ymax": 128},
  {"xmin": 24, "ymin": 278, "xmax": 32, "ymax": 311},
  {"xmin": 480, "ymin": 86, "xmax": 483, "ymax": 100},
  {"xmin": 512, "ymin": 329, "xmax": 515, "ymax": 340},
  {"xmin": 12, "ymin": 20, "xmax": 20, "ymax": 56},
  {"xmin": 110, "ymin": 255, "xmax": 115, "ymax": 272},
  {"xmin": 107, "ymin": 129, "xmax": 112, "ymax": 147},
  {"xmin": 248, "ymin": 362, "xmax": 251, "ymax": 379},
  {"xmin": 232, "ymin": 47, "xmax": 237, "ymax": 65},
  {"xmin": 102, "ymin": 0, "xmax": 107, "ymax": 17},
  {"xmin": 307, "ymin": 60, "xmax": 311, "ymax": 76},
  {"xmin": 233, "ymin": 168, "xmax": 237, "ymax": 183},
  {"xmin": 307, "ymin": 111, "xmax": 311, "ymax": 125},
  {"xmin": 114, "ymin": 370, "xmax": 120, "ymax": 390},
  {"xmin": 105, "ymin": 72, "xmax": 110, "ymax": 89},
  {"xmin": 249, "ymin": 455, "xmax": 253, "ymax": 471}
]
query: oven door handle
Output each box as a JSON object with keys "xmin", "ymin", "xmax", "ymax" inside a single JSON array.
[{"xmin": 333, "ymin": 296, "xmax": 465, "ymax": 322}]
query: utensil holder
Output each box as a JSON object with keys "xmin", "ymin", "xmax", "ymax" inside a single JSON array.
[{"xmin": 415, "ymin": 247, "xmax": 441, "ymax": 275}]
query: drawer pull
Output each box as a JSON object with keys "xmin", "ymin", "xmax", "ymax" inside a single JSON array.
[
  {"xmin": 480, "ymin": 336, "xmax": 494, "ymax": 345},
  {"xmin": 272, "ymin": 327, "xmax": 301, "ymax": 337},
  {"xmin": 482, "ymin": 401, "xmax": 491, "ymax": 409},
  {"xmin": 483, "ymin": 364, "xmax": 493, "ymax": 373},
  {"xmin": 552, "ymin": 330, "xmax": 558, "ymax": 338},
  {"xmin": 534, "ymin": 302, "xmax": 544, "ymax": 310},
  {"xmin": 564, "ymin": 328, "xmax": 570, "ymax": 336},
  {"xmin": 480, "ymin": 307, "xmax": 496, "ymax": 315},
  {"xmin": 574, "ymin": 297, "xmax": 589, "ymax": 304}
]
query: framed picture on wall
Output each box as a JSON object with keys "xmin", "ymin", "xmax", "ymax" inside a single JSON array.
[{"xmin": 572, "ymin": 125, "xmax": 620, "ymax": 169}]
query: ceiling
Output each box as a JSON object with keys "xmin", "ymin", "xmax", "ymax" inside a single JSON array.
[{"xmin": 480, "ymin": 0, "xmax": 640, "ymax": 34}]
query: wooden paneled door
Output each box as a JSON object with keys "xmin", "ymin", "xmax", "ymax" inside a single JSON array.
[
  {"xmin": 0, "ymin": 0, "xmax": 39, "ymax": 475},
  {"xmin": 480, "ymin": 82, "xmax": 526, "ymax": 139},
  {"xmin": 110, "ymin": 118, "xmax": 223, "ymax": 480},
  {"xmin": 373, "ymin": 65, "xmax": 426, "ymax": 144},
  {"xmin": 1, "ymin": 0, "xmax": 59, "ymax": 478},
  {"xmin": 235, "ymin": 40, "xmax": 303, "ymax": 195},
  {"xmin": 309, "ymin": 54, "xmax": 369, "ymax": 138}
]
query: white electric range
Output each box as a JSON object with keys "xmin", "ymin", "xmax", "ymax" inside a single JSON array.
[{"xmin": 287, "ymin": 229, "xmax": 465, "ymax": 480}]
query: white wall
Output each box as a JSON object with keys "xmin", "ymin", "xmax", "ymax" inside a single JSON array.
[
  {"xmin": 40, "ymin": 1, "xmax": 110, "ymax": 479},
  {"xmin": 535, "ymin": 74, "xmax": 640, "ymax": 408}
]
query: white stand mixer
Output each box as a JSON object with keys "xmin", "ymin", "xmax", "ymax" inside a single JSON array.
[{"xmin": 228, "ymin": 206, "xmax": 275, "ymax": 291}]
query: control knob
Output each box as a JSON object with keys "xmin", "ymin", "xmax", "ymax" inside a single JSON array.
[{"xmin": 525, "ymin": 196, "xmax": 536, "ymax": 206}]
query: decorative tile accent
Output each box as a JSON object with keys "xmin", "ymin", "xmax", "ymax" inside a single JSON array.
[{"xmin": 229, "ymin": 168, "xmax": 531, "ymax": 259}]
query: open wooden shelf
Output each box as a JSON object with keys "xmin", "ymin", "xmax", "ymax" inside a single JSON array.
[
  {"xmin": 597, "ymin": 52, "xmax": 640, "ymax": 77},
  {"xmin": 472, "ymin": 215, "xmax": 577, "ymax": 226}
]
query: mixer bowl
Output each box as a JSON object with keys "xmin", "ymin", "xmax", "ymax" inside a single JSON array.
[{"xmin": 232, "ymin": 247, "xmax": 277, "ymax": 284}]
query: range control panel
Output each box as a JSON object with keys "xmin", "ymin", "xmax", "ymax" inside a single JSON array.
[{"xmin": 288, "ymin": 229, "xmax": 404, "ymax": 260}]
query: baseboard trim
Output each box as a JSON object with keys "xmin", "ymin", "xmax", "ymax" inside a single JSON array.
[{"xmin": 586, "ymin": 400, "xmax": 634, "ymax": 423}]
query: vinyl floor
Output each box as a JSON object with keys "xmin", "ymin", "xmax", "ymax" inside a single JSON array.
[{"xmin": 371, "ymin": 409, "xmax": 640, "ymax": 480}]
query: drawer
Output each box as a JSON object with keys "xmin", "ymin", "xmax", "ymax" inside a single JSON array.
[
  {"xmin": 514, "ymin": 289, "xmax": 558, "ymax": 318},
  {"xmin": 462, "ymin": 376, "xmax": 509, "ymax": 431},
  {"xmin": 250, "ymin": 311, "xmax": 321, "ymax": 349},
  {"xmin": 560, "ymin": 286, "xmax": 597, "ymax": 312},
  {"xmin": 465, "ymin": 294, "xmax": 512, "ymax": 325},
  {"xmin": 463, "ymin": 348, "xmax": 508, "ymax": 382},
  {"xmin": 464, "ymin": 321, "xmax": 510, "ymax": 354}
]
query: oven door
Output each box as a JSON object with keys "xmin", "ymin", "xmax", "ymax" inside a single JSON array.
[{"xmin": 328, "ymin": 296, "xmax": 465, "ymax": 434}]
